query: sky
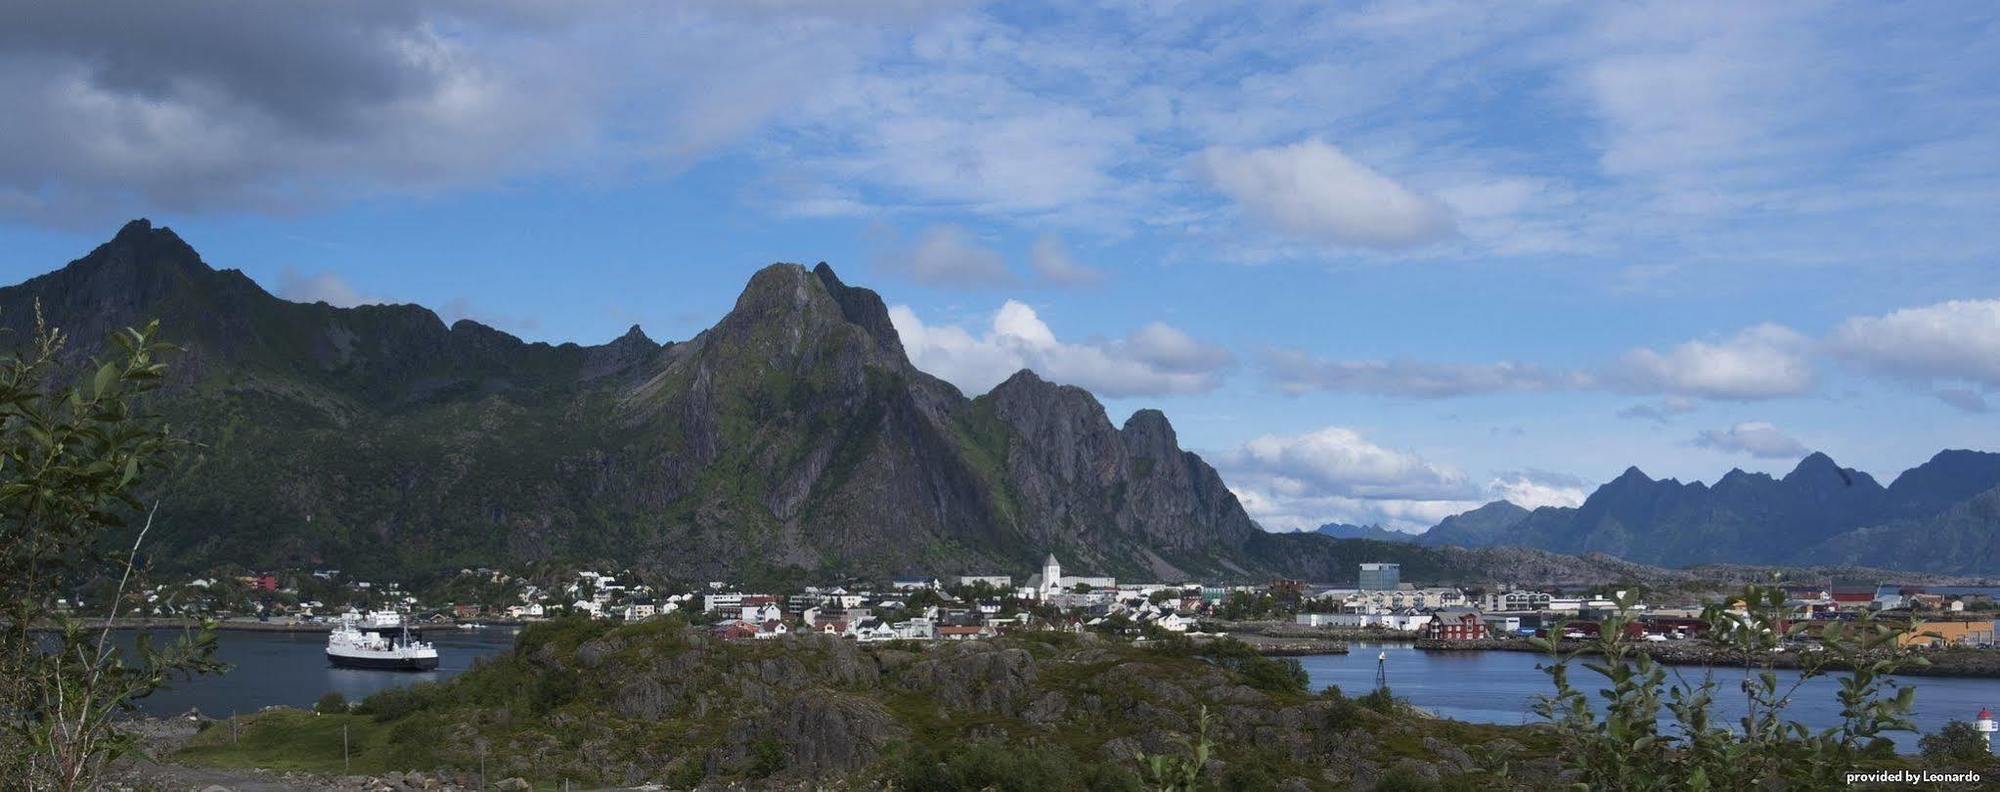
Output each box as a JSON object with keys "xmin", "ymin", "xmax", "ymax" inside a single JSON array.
[{"xmin": 0, "ymin": 1, "xmax": 1996, "ymax": 533}]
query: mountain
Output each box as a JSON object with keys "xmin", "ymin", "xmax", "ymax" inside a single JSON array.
[
  {"xmin": 1884, "ymin": 450, "xmax": 2000, "ymax": 518},
  {"xmin": 1797, "ymin": 486, "xmax": 2000, "ymax": 575},
  {"xmin": 8, "ymin": 220, "xmax": 1619, "ymax": 586},
  {"xmin": 1312, "ymin": 522, "xmax": 1414, "ymax": 542},
  {"xmin": 1416, "ymin": 501, "xmax": 1531, "ymax": 548},
  {"xmin": 1416, "ymin": 450, "xmax": 2000, "ymax": 574}
]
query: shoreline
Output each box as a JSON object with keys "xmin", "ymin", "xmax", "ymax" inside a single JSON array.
[
  {"xmin": 55, "ymin": 617, "xmax": 529, "ymax": 634},
  {"xmin": 1407, "ymin": 637, "xmax": 2000, "ymax": 679}
]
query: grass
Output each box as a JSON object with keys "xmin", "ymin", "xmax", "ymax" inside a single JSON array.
[{"xmin": 177, "ymin": 709, "xmax": 404, "ymax": 774}]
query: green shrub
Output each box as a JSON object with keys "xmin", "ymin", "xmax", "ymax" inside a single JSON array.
[
  {"xmin": 1920, "ymin": 720, "xmax": 1991, "ymax": 764},
  {"xmin": 313, "ymin": 692, "xmax": 347, "ymax": 715},
  {"xmin": 895, "ymin": 741, "xmax": 1141, "ymax": 792}
]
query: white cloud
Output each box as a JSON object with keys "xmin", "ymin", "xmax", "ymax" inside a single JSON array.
[
  {"xmin": 274, "ymin": 268, "xmax": 381, "ymax": 308},
  {"xmin": 1487, "ymin": 470, "xmax": 1590, "ymax": 509},
  {"xmin": 1219, "ymin": 427, "xmax": 1603, "ymax": 532},
  {"xmin": 1223, "ymin": 427, "xmax": 1470, "ymax": 502},
  {"xmin": 1263, "ymin": 350, "xmax": 1589, "ymax": 398},
  {"xmin": 889, "ymin": 300, "xmax": 1229, "ymax": 398},
  {"xmin": 1616, "ymin": 395, "xmax": 1699, "ymax": 422},
  {"xmin": 1267, "ymin": 323, "xmax": 1818, "ymax": 403},
  {"xmin": 1828, "ymin": 299, "xmax": 2000, "ymax": 388},
  {"xmin": 1218, "ymin": 425, "xmax": 1503, "ymax": 532},
  {"xmin": 1199, "ymin": 139, "xmax": 1455, "ymax": 249},
  {"xmin": 1693, "ymin": 421, "xmax": 1808, "ymax": 459},
  {"xmin": 1026, "ymin": 235, "xmax": 1103, "ymax": 286},
  {"xmin": 1613, "ymin": 323, "xmax": 1814, "ymax": 400},
  {"xmin": 872, "ymin": 224, "xmax": 1014, "ymax": 288}
]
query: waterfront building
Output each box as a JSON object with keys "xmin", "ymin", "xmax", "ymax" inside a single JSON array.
[{"xmin": 1425, "ymin": 608, "xmax": 1488, "ymax": 641}]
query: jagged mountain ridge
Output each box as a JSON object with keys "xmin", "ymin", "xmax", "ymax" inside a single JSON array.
[
  {"xmin": 8, "ymin": 220, "xmax": 1539, "ymax": 584},
  {"xmin": 1416, "ymin": 450, "xmax": 2000, "ymax": 574},
  {"xmin": 1312, "ymin": 522, "xmax": 1415, "ymax": 543}
]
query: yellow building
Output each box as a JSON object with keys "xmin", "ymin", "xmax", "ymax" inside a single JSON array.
[{"xmin": 1899, "ymin": 619, "xmax": 1997, "ymax": 648}]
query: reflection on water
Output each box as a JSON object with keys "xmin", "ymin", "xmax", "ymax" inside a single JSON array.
[
  {"xmin": 118, "ymin": 627, "xmax": 517, "ymax": 718},
  {"xmin": 1299, "ymin": 641, "xmax": 2000, "ymax": 750}
]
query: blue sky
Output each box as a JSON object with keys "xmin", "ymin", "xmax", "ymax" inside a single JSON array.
[{"xmin": 1, "ymin": 1, "xmax": 1996, "ymax": 531}]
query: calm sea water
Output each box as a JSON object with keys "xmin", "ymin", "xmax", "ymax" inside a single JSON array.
[
  {"xmin": 118, "ymin": 627, "xmax": 517, "ymax": 718},
  {"xmin": 119, "ymin": 631, "xmax": 2000, "ymax": 751},
  {"xmin": 1301, "ymin": 641, "xmax": 2000, "ymax": 751}
]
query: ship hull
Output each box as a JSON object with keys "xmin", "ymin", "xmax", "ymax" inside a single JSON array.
[{"xmin": 326, "ymin": 650, "xmax": 439, "ymax": 671}]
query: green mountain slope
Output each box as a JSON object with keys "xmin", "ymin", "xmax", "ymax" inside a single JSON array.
[{"xmin": 14, "ymin": 220, "xmax": 1589, "ymax": 584}]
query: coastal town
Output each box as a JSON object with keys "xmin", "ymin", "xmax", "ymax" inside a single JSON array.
[{"xmin": 91, "ymin": 554, "xmax": 2000, "ymax": 658}]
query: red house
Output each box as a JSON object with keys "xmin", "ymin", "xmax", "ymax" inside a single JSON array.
[{"xmin": 1426, "ymin": 608, "xmax": 1488, "ymax": 641}]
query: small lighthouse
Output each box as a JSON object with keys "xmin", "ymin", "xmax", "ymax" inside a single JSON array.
[{"xmin": 1977, "ymin": 707, "xmax": 1997, "ymax": 751}]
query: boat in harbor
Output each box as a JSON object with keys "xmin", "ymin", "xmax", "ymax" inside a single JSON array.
[{"xmin": 326, "ymin": 612, "xmax": 438, "ymax": 671}]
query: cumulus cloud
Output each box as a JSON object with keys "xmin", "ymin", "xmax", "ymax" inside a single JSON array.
[
  {"xmin": 1612, "ymin": 324, "xmax": 1814, "ymax": 400},
  {"xmin": 1487, "ymin": 470, "xmax": 1590, "ymax": 509},
  {"xmin": 274, "ymin": 268, "xmax": 382, "ymax": 308},
  {"xmin": 889, "ymin": 301, "xmax": 1229, "ymax": 398},
  {"xmin": 1026, "ymin": 235, "xmax": 1104, "ymax": 286},
  {"xmin": 872, "ymin": 224, "xmax": 1015, "ymax": 288},
  {"xmin": 1199, "ymin": 139, "xmax": 1455, "ymax": 249},
  {"xmin": 1693, "ymin": 421, "xmax": 1808, "ymax": 459},
  {"xmin": 1218, "ymin": 426, "xmax": 1597, "ymax": 532},
  {"xmin": 1828, "ymin": 299, "xmax": 2000, "ymax": 388},
  {"xmin": 1262, "ymin": 350, "xmax": 1588, "ymax": 398},
  {"xmin": 1223, "ymin": 427, "xmax": 1471, "ymax": 502}
]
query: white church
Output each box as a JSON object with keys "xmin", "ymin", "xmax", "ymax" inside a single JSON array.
[{"xmin": 1020, "ymin": 554, "xmax": 1116, "ymax": 600}]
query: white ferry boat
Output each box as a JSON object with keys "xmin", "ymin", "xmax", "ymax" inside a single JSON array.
[{"xmin": 326, "ymin": 613, "xmax": 438, "ymax": 671}]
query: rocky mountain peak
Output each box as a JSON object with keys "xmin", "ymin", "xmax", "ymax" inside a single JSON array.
[
  {"xmin": 1120, "ymin": 408, "xmax": 1179, "ymax": 451},
  {"xmin": 811, "ymin": 262, "xmax": 904, "ymax": 358},
  {"xmin": 1607, "ymin": 466, "xmax": 1653, "ymax": 487}
]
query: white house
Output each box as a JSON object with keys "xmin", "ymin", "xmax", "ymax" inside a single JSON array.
[
  {"xmin": 704, "ymin": 593, "xmax": 744, "ymax": 613},
  {"xmin": 955, "ymin": 575, "xmax": 1012, "ymax": 589},
  {"xmin": 1152, "ymin": 613, "xmax": 1197, "ymax": 633},
  {"xmin": 893, "ymin": 617, "xmax": 935, "ymax": 640},
  {"xmin": 850, "ymin": 619, "xmax": 898, "ymax": 642}
]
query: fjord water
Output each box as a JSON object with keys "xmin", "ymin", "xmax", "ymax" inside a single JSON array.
[
  {"xmin": 1300, "ymin": 642, "xmax": 2000, "ymax": 751},
  {"xmin": 124, "ymin": 632, "xmax": 2000, "ymax": 752},
  {"xmin": 120, "ymin": 628, "xmax": 516, "ymax": 718}
]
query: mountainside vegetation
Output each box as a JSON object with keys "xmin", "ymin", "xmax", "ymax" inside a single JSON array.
[{"xmin": 4, "ymin": 221, "xmax": 1644, "ymax": 587}]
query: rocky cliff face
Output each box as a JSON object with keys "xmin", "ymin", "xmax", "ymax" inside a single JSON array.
[{"xmin": 0, "ymin": 220, "xmax": 1368, "ymax": 582}]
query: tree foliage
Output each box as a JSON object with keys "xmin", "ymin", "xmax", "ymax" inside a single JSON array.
[
  {"xmin": 0, "ymin": 313, "xmax": 222, "ymax": 790},
  {"xmin": 1533, "ymin": 584, "xmax": 1922, "ymax": 789},
  {"xmin": 1919, "ymin": 720, "xmax": 1991, "ymax": 765}
]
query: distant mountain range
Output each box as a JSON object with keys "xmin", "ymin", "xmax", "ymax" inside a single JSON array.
[
  {"xmin": 1313, "ymin": 523, "xmax": 1415, "ymax": 543},
  {"xmin": 1413, "ymin": 450, "xmax": 2000, "ymax": 575},
  {"xmin": 3, "ymin": 220, "xmax": 1663, "ymax": 586}
]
